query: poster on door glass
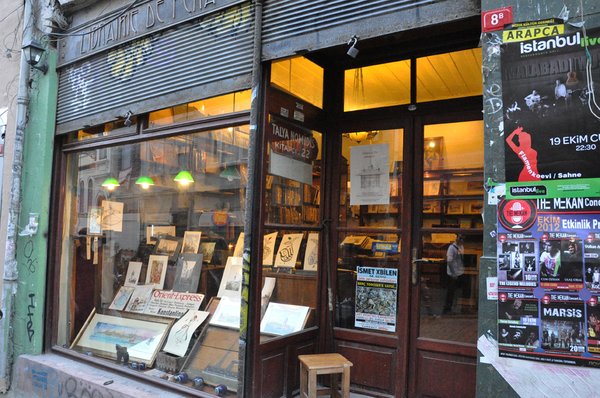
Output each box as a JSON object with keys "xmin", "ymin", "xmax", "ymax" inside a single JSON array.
[
  {"xmin": 501, "ymin": 27, "xmax": 600, "ymax": 182},
  {"xmin": 350, "ymin": 144, "xmax": 390, "ymax": 206},
  {"xmin": 355, "ymin": 266, "xmax": 397, "ymax": 332}
]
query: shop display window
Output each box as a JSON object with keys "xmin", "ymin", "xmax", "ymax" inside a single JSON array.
[
  {"xmin": 148, "ymin": 90, "xmax": 251, "ymax": 128},
  {"xmin": 57, "ymin": 122, "xmax": 252, "ymax": 395},
  {"xmin": 257, "ymin": 123, "xmax": 323, "ymax": 343}
]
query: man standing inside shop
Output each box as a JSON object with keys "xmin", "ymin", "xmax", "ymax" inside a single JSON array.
[{"xmin": 444, "ymin": 234, "xmax": 465, "ymax": 314}]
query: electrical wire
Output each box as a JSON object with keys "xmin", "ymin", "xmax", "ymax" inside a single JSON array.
[
  {"xmin": 580, "ymin": 0, "xmax": 600, "ymax": 120},
  {"xmin": 0, "ymin": 3, "xmax": 23, "ymax": 25}
]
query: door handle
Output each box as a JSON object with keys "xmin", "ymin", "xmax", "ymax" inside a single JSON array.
[{"xmin": 411, "ymin": 258, "xmax": 430, "ymax": 286}]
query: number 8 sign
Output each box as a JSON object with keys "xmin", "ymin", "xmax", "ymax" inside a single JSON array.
[{"xmin": 482, "ymin": 7, "xmax": 513, "ymax": 33}]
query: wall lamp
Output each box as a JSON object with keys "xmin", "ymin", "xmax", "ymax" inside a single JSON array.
[{"xmin": 22, "ymin": 39, "xmax": 48, "ymax": 75}]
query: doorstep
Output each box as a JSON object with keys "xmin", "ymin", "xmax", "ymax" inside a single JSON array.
[{"xmin": 12, "ymin": 354, "xmax": 188, "ymax": 398}]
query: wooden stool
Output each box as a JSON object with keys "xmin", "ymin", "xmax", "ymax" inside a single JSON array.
[{"xmin": 298, "ymin": 353, "xmax": 353, "ymax": 398}]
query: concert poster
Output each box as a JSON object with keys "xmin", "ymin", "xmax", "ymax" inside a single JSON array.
[
  {"xmin": 501, "ymin": 27, "xmax": 600, "ymax": 182},
  {"xmin": 496, "ymin": 190, "xmax": 600, "ymax": 366}
]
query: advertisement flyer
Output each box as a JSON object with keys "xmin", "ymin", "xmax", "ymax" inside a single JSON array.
[
  {"xmin": 355, "ymin": 266, "xmax": 398, "ymax": 332},
  {"xmin": 501, "ymin": 27, "xmax": 600, "ymax": 182},
  {"xmin": 496, "ymin": 181, "xmax": 600, "ymax": 366}
]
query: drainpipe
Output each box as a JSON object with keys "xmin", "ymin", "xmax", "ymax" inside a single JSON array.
[
  {"xmin": 239, "ymin": 0, "xmax": 263, "ymax": 396},
  {"xmin": 0, "ymin": 0, "xmax": 33, "ymax": 392}
]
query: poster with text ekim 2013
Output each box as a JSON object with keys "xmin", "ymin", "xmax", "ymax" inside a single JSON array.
[{"xmin": 502, "ymin": 28, "xmax": 600, "ymax": 182}]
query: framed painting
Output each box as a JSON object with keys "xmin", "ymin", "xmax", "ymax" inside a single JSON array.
[
  {"xmin": 124, "ymin": 261, "xmax": 142, "ymax": 287},
  {"xmin": 217, "ymin": 256, "xmax": 243, "ymax": 298},
  {"xmin": 88, "ymin": 207, "xmax": 102, "ymax": 235},
  {"xmin": 274, "ymin": 233, "xmax": 303, "ymax": 267},
  {"xmin": 124, "ymin": 285, "xmax": 154, "ymax": 313},
  {"xmin": 200, "ymin": 242, "xmax": 216, "ymax": 264},
  {"xmin": 145, "ymin": 255, "xmax": 169, "ymax": 289},
  {"xmin": 71, "ymin": 311, "xmax": 172, "ymax": 367},
  {"xmin": 145, "ymin": 225, "xmax": 176, "ymax": 245},
  {"xmin": 108, "ymin": 286, "xmax": 135, "ymax": 311},
  {"xmin": 173, "ymin": 254, "xmax": 203, "ymax": 293},
  {"xmin": 262, "ymin": 232, "xmax": 278, "ymax": 266},
  {"xmin": 154, "ymin": 236, "xmax": 182, "ymax": 262},
  {"xmin": 181, "ymin": 231, "xmax": 202, "ymax": 254},
  {"xmin": 260, "ymin": 302, "xmax": 310, "ymax": 336}
]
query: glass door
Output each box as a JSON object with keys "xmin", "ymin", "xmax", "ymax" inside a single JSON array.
[{"xmin": 409, "ymin": 119, "xmax": 484, "ymax": 397}]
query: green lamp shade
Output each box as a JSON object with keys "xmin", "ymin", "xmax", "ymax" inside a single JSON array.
[
  {"xmin": 174, "ymin": 170, "xmax": 194, "ymax": 185},
  {"xmin": 219, "ymin": 166, "xmax": 241, "ymax": 181},
  {"xmin": 101, "ymin": 177, "xmax": 120, "ymax": 190},
  {"xmin": 135, "ymin": 176, "xmax": 154, "ymax": 189}
]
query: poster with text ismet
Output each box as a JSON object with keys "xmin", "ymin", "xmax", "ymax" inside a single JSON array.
[
  {"xmin": 496, "ymin": 190, "xmax": 600, "ymax": 367},
  {"xmin": 501, "ymin": 27, "xmax": 600, "ymax": 182}
]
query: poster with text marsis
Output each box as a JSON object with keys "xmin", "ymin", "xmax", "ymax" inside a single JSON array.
[{"xmin": 502, "ymin": 28, "xmax": 600, "ymax": 182}]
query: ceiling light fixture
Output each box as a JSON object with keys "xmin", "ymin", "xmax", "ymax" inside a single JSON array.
[
  {"xmin": 135, "ymin": 176, "xmax": 154, "ymax": 189},
  {"xmin": 101, "ymin": 177, "xmax": 120, "ymax": 191},
  {"xmin": 174, "ymin": 170, "xmax": 194, "ymax": 186}
]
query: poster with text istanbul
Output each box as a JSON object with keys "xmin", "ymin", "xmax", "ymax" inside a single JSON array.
[{"xmin": 502, "ymin": 27, "xmax": 600, "ymax": 182}]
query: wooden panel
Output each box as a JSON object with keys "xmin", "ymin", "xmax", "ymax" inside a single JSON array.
[
  {"xmin": 260, "ymin": 350, "xmax": 286, "ymax": 398},
  {"xmin": 336, "ymin": 341, "xmax": 396, "ymax": 394},
  {"xmin": 287, "ymin": 341, "xmax": 316, "ymax": 395},
  {"xmin": 266, "ymin": 273, "xmax": 318, "ymax": 309},
  {"xmin": 416, "ymin": 349, "xmax": 476, "ymax": 398}
]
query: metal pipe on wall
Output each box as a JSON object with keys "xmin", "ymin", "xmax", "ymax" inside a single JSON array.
[
  {"xmin": 0, "ymin": 0, "xmax": 32, "ymax": 392},
  {"xmin": 239, "ymin": 0, "xmax": 263, "ymax": 396}
]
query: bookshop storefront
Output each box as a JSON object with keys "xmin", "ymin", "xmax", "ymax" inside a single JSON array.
[{"xmin": 35, "ymin": 1, "xmax": 484, "ymax": 398}]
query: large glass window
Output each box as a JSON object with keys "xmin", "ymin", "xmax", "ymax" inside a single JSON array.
[
  {"xmin": 270, "ymin": 56, "xmax": 324, "ymax": 108},
  {"xmin": 344, "ymin": 60, "xmax": 411, "ymax": 111},
  {"xmin": 58, "ymin": 123, "xmax": 250, "ymax": 395},
  {"xmin": 416, "ymin": 48, "xmax": 483, "ymax": 103}
]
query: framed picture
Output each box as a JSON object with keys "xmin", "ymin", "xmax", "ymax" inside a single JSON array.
[
  {"xmin": 101, "ymin": 200, "xmax": 124, "ymax": 232},
  {"xmin": 124, "ymin": 285, "xmax": 154, "ymax": 313},
  {"xmin": 145, "ymin": 255, "xmax": 169, "ymax": 289},
  {"xmin": 262, "ymin": 232, "xmax": 278, "ymax": 266},
  {"xmin": 173, "ymin": 254, "xmax": 203, "ymax": 293},
  {"xmin": 260, "ymin": 302, "xmax": 310, "ymax": 336},
  {"xmin": 232, "ymin": 233, "xmax": 244, "ymax": 257},
  {"xmin": 124, "ymin": 261, "xmax": 142, "ymax": 287},
  {"xmin": 72, "ymin": 311, "xmax": 172, "ymax": 367},
  {"xmin": 154, "ymin": 236, "xmax": 182, "ymax": 262},
  {"xmin": 145, "ymin": 225, "xmax": 176, "ymax": 245},
  {"xmin": 260, "ymin": 277, "xmax": 276, "ymax": 318},
  {"xmin": 162, "ymin": 309, "xmax": 210, "ymax": 357},
  {"xmin": 182, "ymin": 320, "xmax": 239, "ymax": 392},
  {"xmin": 467, "ymin": 200, "xmax": 483, "ymax": 214},
  {"xmin": 108, "ymin": 286, "xmax": 135, "ymax": 311},
  {"xmin": 209, "ymin": 296, "xmax": 241, "ymax": 329},
  {"xmin": 88, "ymin": 207, "xmax": 102, "ymax": 235},
  {"xmin": 274, "ymin": 233, "xmax": 303, "ymax": 267},
  {"xmin": 181, "ymin": 231, "xmax": 202, "ymax": 254},
  {"xmin": 303, "ymin": 233, "xmax": 319, "ymax": 271},
  {"xmin": 199, "ymin": 242, "xmax": 216, "ymax": 264},
  {"xmin": 447, "ymin": 201, "xmax": 464, "ymax": 215},
  {"xmin": 423, "ymin": 180, "xmax": 441, "ymax": 196},
  {"xmin": 423, "ymin": 136, "xmax": 444, "ymax": 170},
  {"xmin": 217, "ymin": 256, "xmax": 243, "ymax": 298}
]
